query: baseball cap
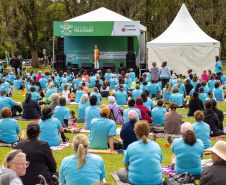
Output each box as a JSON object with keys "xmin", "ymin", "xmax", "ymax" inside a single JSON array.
[{"xmin": 101, "ymin": 107, "xmax": 110, "ymax": 117}]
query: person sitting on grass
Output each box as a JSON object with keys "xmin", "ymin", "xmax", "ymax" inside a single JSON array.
[
  {"xmin": 134, "ymin": 97, "xmax": 152, "ymax": 123},
  {"xmin": 62, "ymin": 84, "xmax": 71, "ymax": 104},
  {"xmin": 50, "ymin": 93, "xmax": 60, "ymax": 110},
  {"xmin": 0, "ymin": 149, "xmax": 27, "ymax": 185},
  {"xmin": 203, "ymin": 100, "xmax": 224, "ymax": 137},
  {"xmin": 59, "ymin": 134, "xmax": 106, "ymax": 185},
  {"xmin": 184, "ymin": 79, "xmax": 193, "ymax": 96},
  {"xmin": 187, "ymin": 92, "xmax": 204, "ymax": 116},
  {"xmin": 147, "ymin": 79, "xmax": 161, "ymax": 99},
  {"xmin": 27, "ymin": 80, "xmax": 39, "ymax": 92},
  {"xmin": 172, "ymin": 78, "xmax": 186, "ymax": 97},
  {"xmin": 192, "ymin": 110, "xmax": 212, "ymax": 149},
  {"xmin": 163, "ymin": 82, "xmax": 172, "ymax": 104},
  {"xmin": 199, "ymin": 86, "xmax": 208, "ymax": 105},
  {"xmin": 0, "ymin": 107, "xmax": 26, "ymax": 145},
  {"xmin": 13, "ymin": 75, "xmax": 23, "ymax": 90},
  {"xmin": 38, "ymin": 107, "xmax": 65, "ymax": 146},
  {"xmin": 169, "ymin": 87, "xmax": 184, "ymax": 108},
  {"xmin": 104, "ymin": 69, "xmax": 112, "ymax": 82},
  {"xmin": 39, "ymin": 74, "xmax": 48, "ymax": 89},
  {"xmin": 89, "ymin": 107, "xmax": 117, "ymax": 153},
  {"xmin": 84, "ymin": 95, "xmax": 101, "ymax": 130},
  {"xmin": 212, "ymin": 81, "xmax": 224, "ymax": 101},
  {"xmin": 125, "ymin": 73, "xmax": 132, "ymax": 89},
  {"xmin": 208, "ymin": 74, "xmax": 216, "ymax": 92},
  {"xmin": 120, "ymin": 110, "xmax": 138, "ymax": 150},
  {"xmin": 212, "ymin": 100, "xmax": 224, "ymax": 131},
  {"xmin": 30, "ymin": 86, "xmax": 41, "ymax": 101},
  {"xmin": 60, "ymin": 78, "xmax": 71, "ymax": 93},
  {"xmin": 88, "ymin": 72, "xmax": 96, "ymax": 88},
  {"xmin": 78, "ymin": 94, "xmax": 90, "ymax": 122},
  {"xmin": 123, "ymin": 98, "xmax": 141, "ymax": 123},
  {"xmin": 16, "ymin": 122, "xmax": 57, "ymax": 185},
  {"xmin": 22, "ymin": 92, "xmax": 41, "ymax": 120},
  {"xmin": 109, "ymin": 74, "xmax": 118, "ymax": 89},
  {"xmin": 205, "ymin": 91, "xmax": 216, "ymax": 101},
  {"xmin": 75, "ymin": 85, "xmax": 85, "ymax": 103},
  {"xmin": 117, "ymin": 120, "xmax": 163, "ymax": 185},
  {"xmin": 151, "ymin": 100, "xmax": 167, "ymax": 125},
  {"xmin": 199, "ymin": 140, "xmax": 226, "ymax": 185},
  {"xmin": 164, "ymin": 102, "xmax": 182, "ymax": 134},
  {"xmin": 90, "ymin": 87, "xmax": 102, "ymax": 105},
  {"xmin": 171, "ymin": 122, "xmax": 204, "ymax": 178},
  {"xmin": 46, "ymin": 83, "xmax": 57, "ymax": 98},
  {"xmin": 142, "ymin": 90, "xmax": 155, "ymax": 110},
  {"xmin": 115, "ymin": 84, "xmax": 128, "ymax": 105},
  {"xmin": 72, "ymin": 74, "xmax": 82, "ymax": 91},
  {"xmin": 132, "ymin": 84, "xmax": 143, "ymax": 100}
]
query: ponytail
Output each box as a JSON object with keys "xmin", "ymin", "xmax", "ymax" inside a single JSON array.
[
  {"xmin": 141, "ymin": 135, "xmax": 148, "ymax": 144},
  {"xmin": 77, "ymin": 144, "xmax": 87, "ymax": 170},
  {"xmin": 25, "ymin": 92, "xmax": 31, "ymax": 103}
]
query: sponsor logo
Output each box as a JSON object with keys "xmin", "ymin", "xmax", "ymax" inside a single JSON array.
[
  {"xmin": 124, "ymin": 25, "xmax": 135, "ymax": 27},
  {"xmin": 60, "ymin": 23, "xmax": 73, "ymax": 35},
  {"xmin": 121, "ymin": 27, "xmax": 126, "ymax": 32},
  {"xmin": 74, "ymin": 26, "xmax": 93, "ymax": 32}
]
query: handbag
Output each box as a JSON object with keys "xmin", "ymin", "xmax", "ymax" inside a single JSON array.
[{"xmin": 163, "ymin": 172, "xmax": 196, "ymax": 185}]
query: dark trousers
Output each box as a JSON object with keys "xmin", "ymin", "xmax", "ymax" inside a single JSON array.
[
  {"xmin": 11, "ymin": 105, "xmax": 23, "ymax": 116},
  {"xmin": 161, "ymin": 78, "xmax": 169, "ymax": 89},
  {"xmin": 210, "ymin": 129, "xmax": 224, "ymax": 137},
  {"xmin": 216, "ymin": 72, "xmax": 222, "ymax": 83}
]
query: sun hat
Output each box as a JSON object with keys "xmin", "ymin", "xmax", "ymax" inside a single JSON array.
[
  {"xmin": 181, "ymin": 122, "xmax": 193, "ymax": 134},
  {"xmin": 128, "ymin": 110, "xmax": 138, "ymax": 120},
  {"xmin": 205, "ymin": 140, "xmax": 226, "ymax": 161},
  {"xmin": 100, "ymin": 107, "xmax": 110, "ymax": 117},
  {"xmin": 108, "ymin": 96, "xmax": 115, "ymax": 103}
]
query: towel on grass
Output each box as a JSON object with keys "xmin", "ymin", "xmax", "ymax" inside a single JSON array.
[
  {"xmin": 88, "ymin": 149, "xmax": 117, "ymax": 154},
  {"xmin": 0, "ymin": 143, "xmax": 12, "ymax": 147},
  {"xmin": 80, "ymin": 128, "xmax": 90, "ymax": 133},
  {"xmin": 162, "ymin": 165, "xmax": 178, "ymax": 177},
  {"xmin": 50, "ymin": 142, "xmax": 70, "ymax": 150},
  {"xmin": 156, "ymin": 133, "xmax": 181, "ymax": 138}
]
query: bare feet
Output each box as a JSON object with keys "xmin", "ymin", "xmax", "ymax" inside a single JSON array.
[{"xmin": 21, "ymin": 129, "xmax": 27, "ymax": 140}]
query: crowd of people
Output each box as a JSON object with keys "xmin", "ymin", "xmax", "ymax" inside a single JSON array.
[{"xmin": 0, "ymin": 56, "xmax": 225, "ymax": 185}]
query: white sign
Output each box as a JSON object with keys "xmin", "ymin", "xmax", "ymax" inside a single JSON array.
[
  {"xmin": 111, "ymin": 21, "xmax": 140, "ymax": 36},
  {"xmin": 99, "ymin": 51, "xmax": 136, "ymax": 59}
]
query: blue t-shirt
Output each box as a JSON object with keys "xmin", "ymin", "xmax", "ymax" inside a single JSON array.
[
  {"xmin": 0, "ymin": 84, "xmax": 5, "ymax": 92},
  {"xmin": 152, "ymin": 107, "xmax": 167, "ymax": 125},
  {"xmin": 0, "ymin": 96, "xmax": 16, "ymax": 113},
  {"xmin": 104, "ymin": 73, "xmax": 112, "ymax": 81},
  {"xmin": 115, "ymin": 90, "xmax": 128, "ymax": 105},
  {"xmin": 75, "ymin": 90, "xmax": 86, "ymax": 103},
  {"xmin": 192, "ymin": 121, "xmax": 212, "ymax": 149},
  {"xmin": 125, "ymin": 78, "xmax": 132, "ymax": 88},
  {"xmin": 143, "ymin": 99, "xmax": 155, "ymax": 110},
  {"xmin": 8, "ymin": 75, "xmax": 15, "ymax": 82},
  {"xmin": 59, "ymin": 153, "xmax": 106, "ymax": 185},
  {"xmin": 124, "ymin": 139, "xmax": 163, "ymax": 185},
  {"xmin": 208, "ymin": 80, "xmax": 216, "ymax": 91},
  {"xmin": 123, "ymin": 107, "xmax": 141, "ymax": 123},
  {"xmin": 27, "ymin": 85, "xmax": 39, "ymax": 92},
  {"xmin": 147, "ymin": 83, "xmax": 161, "ymax": 99},
  {"xmin": 163, "ymin": 88, "xmax": 172, "ymax": 101},
  {"xmin": 109, "ymin": 78, "xmax": 118, "ymax": 89},
  {"xmin": 88, "ymin": 76, "xmax": 96, "ymax": 88},
  {"xmin": 3, "ymin": 82, "xmax": 10, "ymax": 93},
  {"xmin": 72, "ymin": 79, "xmax": 82, "ymax": 89},
  {"xmin": 141, "ymin": 84, "xmax": 148, "ymax": 91},
  {"xmin": 38, "ymin": 118, "xmax": 61, "ymax": 146},
  {"xmin": 132, "ymin": 89, "xmax": 143, "ymax": 100},
  {"xmin": 129, "ymin": 72, "xmax": 136, "ymax": 82},
  {"xmin": 66, "ymin": 74, "xmax": 73, "ymax": 83},
  {"xmin": 39, "ymin": 78, "xmax": 48, "ymax": 88},
  {"xmin": 60, "ymin": 83, "xmax": 71, "ymax": 92},
  {"xmin": 170, "ymin": 93, "xmax": 184, "ymax": 106},
  {"xmin": 31, "ymin": 92, "xmax": 41, "ymax": 100},
  {"xmin": 13, "ymin": 80, "xmax": 22, "ymax": 90},
  {"xmin": 89, "ymin": 117, "xmax": 116, "ymax": 149},
  {"xmin": 202, "ymin": 86, "xmax": 209, "ymax": 94},
  {"xmin": 220, "ymin": 75, "xmax": 226, "ymax": 84},
  {"xmin": 215, "ymin": 61, "xmax": 222, "ymax": 73},
  {"xmin": 90, "ymin": 92, "xmax": 102, "ymax": 105},
  {"xmin": 45, "ymin": 75, "xmax": 51, "ymax": 80},
  {"xmin": 171, "ymin": 138, "xmax": 204, "ymax": 175},
  {"xmin": 46, "ymin": 88, "xmax": 57, "ymax": 97},
  {"xmin": 213, "ymin": 87, "xmax": 224, "ymax": 101},
  {"xmin": 199, "ymin": 93, "xmax": 207, "ymax": 105},
  {"xmin": 54, "ymin": 106, "xmax": 70, "ymax": 124},
  {"xmin": 170, "ymin": 79, "xmax": 178, "ymax": 86},
  {"xmin": 191, "ymin": 81, "xmax": 199, "ymax": 89},
  {"xmin": 78, "ymin": 102, "xmax": 90, "ymax": 122},
  {"xmin": 84, "ymin": 106, "xmax": 101, "ymax": 130},
  {"xmin": 146, "ymin": 73, "xmax": 151, "ymax": 82},
  {"xmin": 0, "ymin": 118, "xmax": 20, "ymax": 143},
  {"xmin": 172, "ymin": 84, "xmax": 186, "ymax": 95}
]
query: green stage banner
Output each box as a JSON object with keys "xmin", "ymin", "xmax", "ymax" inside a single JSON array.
[{"xmin": 53, "ymin": 21, "xmax": 140, "ymax": 36}]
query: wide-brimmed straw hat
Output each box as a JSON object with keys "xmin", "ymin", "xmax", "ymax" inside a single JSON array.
[{"xmin": 205, "ymin": 140, "xmax": 226, "ymax": 161}]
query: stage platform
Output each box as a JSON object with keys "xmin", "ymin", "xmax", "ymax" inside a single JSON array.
[{"xmin": 56, "ymin": 67, "xmax": 138, "ymax": 76}]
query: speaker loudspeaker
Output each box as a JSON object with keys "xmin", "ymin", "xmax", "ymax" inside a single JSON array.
[
  {"xmin": 103, "ymin": 63, "xmax": 115, "ymax": 69},
  {"xmin": 81, "ymin": 63, "xmax": 94, "ymax": 69}
]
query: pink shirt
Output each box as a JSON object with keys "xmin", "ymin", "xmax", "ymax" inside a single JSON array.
[
  {"xmin": 37, "ymin": 75, "xmax": 42, "ymax": 81},
  {"xmin": 201, "ymin": 73, "xmax": 209, "ymax": 82}
]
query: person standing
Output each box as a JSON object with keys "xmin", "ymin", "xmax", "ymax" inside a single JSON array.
[
  {"xmin": 159, "ymin": 61, "xmax": 171, "ymax": 89},
  {"xmin": 92, "ymin": 45, "xmax": 100, "ymax": 69},
  {"xmin": 150, "ymin": 62, "xmax": 160, "ymax": 81},
  {"xmin": 215, "ymin": 56, "xmax": 223, "ymax": 83},
  {"xmin": 10, "ymin": 55, "xmax": 19, "ymax": 75}
]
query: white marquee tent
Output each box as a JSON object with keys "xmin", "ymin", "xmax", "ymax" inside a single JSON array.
[{"xmin": 147, "ymin": 3, "xmax": 220, "ymax": 75}]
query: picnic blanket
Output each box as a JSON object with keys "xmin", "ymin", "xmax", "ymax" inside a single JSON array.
[
  {"xmin": 12, "ymin": 116, "xmax": 33, "ymax": 121},
  {"xmin": 156, "ymin": 133, "xmax": 182, "ymax": 138},
  {"xmin": 111, "ymin": 171, "xmax": 131, "ymax": 185},
  {"xmin": 182, "ymin": 115, "xmax": 194, "ymax": 118},
  {"xmin": 80, "ymin": 128, "xmax": 90, "ymax": 133},
  {"xmin": 50, "ymin": 142, "xmax": 70, "ymax": 150},
  {"xmin": 0, "ymin": 143, "xmax": 12, "ymax": 148},
  {"xmin": 88, "ymin": 149, "xmax": 117, "ymax": 154},
  {"xmin": 210, "ymin": 135, "xmax": 225, "ymax": 140},
  {"xmin": 162, "ymin": 165, "xmax": 178, "ymax": 177}
]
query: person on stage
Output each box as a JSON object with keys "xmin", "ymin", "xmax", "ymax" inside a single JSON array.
[{"xmin": 92, "ymin": 45, "xmax": 100, "ymax": 69}]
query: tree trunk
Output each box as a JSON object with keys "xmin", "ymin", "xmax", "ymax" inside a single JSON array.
[{"xmin": 31, "ymin": 46, "xmax": 39, "ymax": 68}]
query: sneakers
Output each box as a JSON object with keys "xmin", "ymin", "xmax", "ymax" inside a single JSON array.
[
  {"xmin": 50, "ymin": 175, "xmax": 59, "ymax": 185},
  {"xmin": 11, "ymin": 142, "xmax": 18, "ymax": 149},
  {"xmin": 151, "ymin": 134, "xmax": 157, "ymax": 142},
  {"xmin": 39, "ymin": 175, "xmax": 47, "ymax": 185},
  {"xmin": 63, "ymin": 137, "xmax": 70, "ymax": 143},
  {"xmin": 167, "ymin": 136, "xmax": 173, "ymax": 145}
]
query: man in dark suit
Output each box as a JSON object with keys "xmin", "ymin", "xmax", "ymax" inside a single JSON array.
[{"xmin": 16, "ymin": 122, "xmax": 58, "ymax": 185}]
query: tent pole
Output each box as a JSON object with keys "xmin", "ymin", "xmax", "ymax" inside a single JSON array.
[{"xmin": 52, "ymin": 36, "xmax": 55, "ymax": 73}]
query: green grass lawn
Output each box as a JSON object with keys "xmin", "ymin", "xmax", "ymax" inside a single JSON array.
[{"xmin": 0, "ymin": 64, "xmax": 226, "ymax": 184}]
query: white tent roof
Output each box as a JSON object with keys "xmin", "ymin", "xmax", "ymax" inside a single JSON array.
[
  {"xmin": 66, "ymin": 7, "xmax": 147, "ymax": 32},
  {"xmin": 147, "ymin": 4, "xmax": 220, "ymax": 47}
]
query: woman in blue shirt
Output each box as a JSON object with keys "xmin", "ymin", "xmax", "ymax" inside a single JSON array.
[
  {"xmin": 141, "ymin": 91, "xmax": 155, "ymax": 110},
  {"xmin": 172, "ymin": 78, "xmax": 186, "ymax": 97},
  {"xmin": 59, "ymin": 134, "xmax": 106, "ymax": 185},
  {"xmin": 159, "ymin": 61, "xmax": 171, "ymax": 89},
  {"xmin": 78, "ymin": 94, "xmax": 90, "ymax": 122},
  {"xmin": 0, "ymin": 107, "xmax": 26, "ymax": 144},
  {"xmin": 163, "ymin": 82, "xmax": 172, "ymax": 102},
  {"xmin": 213, "ymin": 81, "xmax": 224, "ymax": 101},
  {"xmin": 109, "ymin": 74, "xmax": 118, "ymax": 89},
  {"xmin": 104, "ymin": 69, "xmax": 112, "ymax": 81},
  {"xmin": 152, "ymin": 100, "xmax": 167, "ymax": 125},
  {"xmin": 13, "ymin": 75, "xmax": 23, "ymax": 90},
  {"xmin": 90, "ymin": 87, "xmax": 102, "ymax": 105},
  {"xmin": 88, "ymin": 72, "xmax": 96, "ymax": 88},
  {"xmin": 115, "ymin": 85, "xmax": 128, "ymax": 105},
  {"xmin": 191, "ymin": 75, "xmax": 199, "ymax": 89},
  {"xmin": 192, "ymin": 111, "xmax": 212, "ymax": 149},
  {"xmin": 215, "ymin": 56, "xmax": 222, "ymax": 82},
  {"xmin": 170, "ymin": 88, "xmax": 184, "ymax": 107},
  {"xmin": 44, "ymin": 70, "xmax": 51, "ymax": 80},
  {"xmin": 38, "ymin": 107, "xmax": 64, "ymax": 147},
  {"xmin": 125, "ymin": 73, "xmax": 132, "ymax": 88},
  {"xmin": 75, "ymin": 86, "xmax": 86, "ymax": 103},
  {"xmin": 171, "ymin": 122, "xmax": 204, "ymax": 176},
  {"xmin": 117, "ymin": 120, "xmax": 163, "ymax": 185},
  {"xmin": 132, "ymin": 84, "xmax": 143, "ymax": 100},
  {"xmin": 208, "ymin": 75, "xmax": 216, "ymax": 91}
]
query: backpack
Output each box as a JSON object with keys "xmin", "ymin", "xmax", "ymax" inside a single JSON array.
[{"xmin": 163, "ymin": 172, "xmax": 196, "ymax": 185}]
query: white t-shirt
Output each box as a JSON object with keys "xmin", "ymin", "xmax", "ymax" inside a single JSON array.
[{"xmin": 62, "ymin": 90, "xmax": 70, "ymax": 101}]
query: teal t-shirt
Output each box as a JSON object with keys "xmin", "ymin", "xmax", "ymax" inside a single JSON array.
[
  {"xmin": 213, "ymin": 87, "xmax": 224, "ymax": 101},
  {"xmin": 89, "ymin": 117, "xmax": 117, "ymax": 149},
  {"xmin": 88, "ymin": 76, "xmax": 96, "ymax": 88},
  {"xmin": 31, "ymin": 92, "xmax": 41, "ymax": 100},
  {"xmin": 78, "ymin": 102, "xmax": 90, "ymax": 122},
  {"xmin": 0, "ymin": 96, "xmax": 16, "ymax": 113},
  {"xmin": 59, "ymin": 153, "xmax": 106, "ymax": 185},
  {"xmin": 13, "ymin": 79, "xmax": 22, "ymax": 90},
  {"xmin": 170, "ymin": 93, "xmax": 184, "ymax": 106},
  {"xmin": 172, "ymin": 138, "xmax": 204, "ymax": 175},
  {"xmin": 38, "ymin": 118, "xmax": 61, "ymax": 146},
  {"xmin": 84, "ymin": 106, "xmax": 101, "ymax": 130},
  {"xmin": 147, "ymin": 83, "xmax": 161, "ymax": 99},
  {"xmin": 75, "ymin": 90, "xmax": 86, "ymax": 103},
  {"xmin": 132, "ymin": 89, "xmax": 143, "ymax": 100},
  {"xmin": 90, "ymin": 92, "xmax": 102, "ymax": 105},
  {"xmin": 115, "ymin": 91, "xmax": 128, "ymax": 105},
  {"xmin": 54, "ymin": 106, "xmax": 70, "ymax": 124},
  {"xmin": 0, "ymin": 118, "xmax": 20, "ymax": 143},
  {"xmin": 152, "ymin": 107, "xmax": 167, "ymax": 125},
  {"xmin": 199, "ymin": 93, "xmax": 208, "ymax": 105},
  {"xmin": 143, "ymin": 99, "xmax": 155, "ymax": 110},
  {"xmin": 124, "ymin": 139, "xmax": 163, "ymax": 185},
  {"xmin": 215, "ymin": 61, "xmax": 222, "ymax": 73},
  {"xmin": 104, "ymin": 73, "xmax": 112, "ymax": 81},
  {"xmin": 46, "ymin": 88, "xmax": 57, "ymax": 97},
  {"xmin": 172, "ymin": 84, "xmax": 186, "ymax": 95},
  {"xmin": 208, "ymin": 80, "xmax": 216, "ymax": 91},
  {"xmin": 123, "ymin": 107, "xmax": 141, "ymax": 123},
  {"xmin": 125, "ymin": 78, "xmax": 132, "ymax": 88},
  {"xmin": 39, "ymin": 78, "xmax": 48, "ymax": 88}
]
